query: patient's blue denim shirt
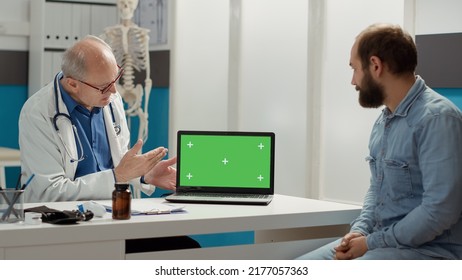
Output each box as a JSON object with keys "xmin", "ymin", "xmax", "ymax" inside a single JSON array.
[{"xmin": 351, "ymin": 76, "xmax": 462, "ymax": 259}]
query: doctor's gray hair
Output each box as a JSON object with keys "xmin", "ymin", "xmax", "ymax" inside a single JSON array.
[{"xmin": 61, "ymin": 35, "xmax": 114, "ymax": 80}]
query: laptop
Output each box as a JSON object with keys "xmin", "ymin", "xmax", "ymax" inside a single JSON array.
[{"xmin": 165, "ymin": 130, "xmax": 275, "ymax": 205}]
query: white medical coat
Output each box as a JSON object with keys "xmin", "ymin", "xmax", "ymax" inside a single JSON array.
[{"xmin": 19, "ymin": 79, "xmax": 155, "ymax": 202}]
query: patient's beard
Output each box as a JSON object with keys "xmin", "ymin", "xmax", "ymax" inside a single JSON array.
[{"xmin": 357, "ymin": 70, "xmax": 385, "ymax": 108}]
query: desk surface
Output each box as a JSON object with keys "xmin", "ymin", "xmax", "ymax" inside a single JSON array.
[{"xmin": 0, "ymin": 194, "xmax": 361, "ymax": 249}]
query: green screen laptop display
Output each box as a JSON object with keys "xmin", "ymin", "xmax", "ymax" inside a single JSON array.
[{"xmin": 177, "ymin": 131, "xmax": 275, "ymax": 194}]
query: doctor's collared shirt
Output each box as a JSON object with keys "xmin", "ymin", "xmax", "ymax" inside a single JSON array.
[
  {"xmin": 59, "ymin": 82, "xmax": 113, "ymax": 179},
  {"xmin": 351, "ymin": 76, "xmax": 462, "ymax": 259}
]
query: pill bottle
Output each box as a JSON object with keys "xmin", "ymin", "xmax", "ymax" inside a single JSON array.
[{"xmin": 112, "ymin": 183, "xmax": 131, "ymax": 220}]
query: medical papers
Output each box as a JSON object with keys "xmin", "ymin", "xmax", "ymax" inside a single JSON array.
[{"xmin": 104, "ymin": 199, "xmax": 185, "ymax": 215}]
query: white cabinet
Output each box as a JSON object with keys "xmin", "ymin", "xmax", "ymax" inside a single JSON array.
[{"xmin": 28, "ymin": 0, "xmax": 118, "ymax": 96}]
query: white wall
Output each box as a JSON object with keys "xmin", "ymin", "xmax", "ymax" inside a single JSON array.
[
  {"xmin": 235, "ymin": 0, "xmax": 310, "ymax": 197},
  {"xmin": 170, "ymin": 0, "xmax": 311, "ymax": 197},
  {"xmin": 170, "ymin": 0, "xmax": 408, "ymax": 201},
  {"xmin": 415, "ymin": 0, "xmax": 462, "ymax": 35},
  {"xmin": 318, "ymin": 0, "xmax": 462, "ymax": 204},
  {"xmin": 318, "ymin": 0, "xmax": 406, "ymax": 204},
  {"xmin": 169, "ymin": 0, "xmax": 230, "ymax": 134}
]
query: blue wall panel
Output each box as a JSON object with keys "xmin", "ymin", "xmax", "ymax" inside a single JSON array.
[
  {"xmin": 0, "ymin": 85, "xmax": 27, "ymax": 188},
  {"xmin": 435, "ymin": 88, "xmax": 462, "ymax": 110},
  {"xmin": 128, "ymin": 88, "xmax": 170, "ymax": 151},
  {"xmin": 0, "ymin": 85, "xmax": 28, "ymax": 149},
  {"xmin": 190, "ymin": 231, "xmax": 254, "ymax": 248}
]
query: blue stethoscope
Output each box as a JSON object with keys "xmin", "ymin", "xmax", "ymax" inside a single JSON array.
[{"xmin": 52, "ymin": 72, "xmax": 121, "ymax": 163}]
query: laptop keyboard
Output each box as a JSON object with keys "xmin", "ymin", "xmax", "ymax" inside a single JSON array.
[{"xmin": 177, "ymin": 193, "xmax": 271, "ymax": 199}]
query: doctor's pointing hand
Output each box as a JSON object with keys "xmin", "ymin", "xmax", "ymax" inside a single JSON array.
[{"xmin": 114, "ymin": 139, "xmax": 177, "ymax": 191}]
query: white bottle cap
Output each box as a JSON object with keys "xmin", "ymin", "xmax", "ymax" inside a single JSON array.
[{"xmin": 25, "ymin": 212, "xmax": 42, "ymax": 225}]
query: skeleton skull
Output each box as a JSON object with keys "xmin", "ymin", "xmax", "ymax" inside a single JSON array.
[{"xmin": 118, "ymin": 0, "xmax": 139, "ymax": 21}]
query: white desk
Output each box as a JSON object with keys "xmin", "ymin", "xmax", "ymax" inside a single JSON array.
[
  {"xmin": 0, "ymin": 194, "xmax": 361, "ymax": 260},
  {"xmin": 0, "ymin": 147, "xmax": 21, "ymax": 188}
]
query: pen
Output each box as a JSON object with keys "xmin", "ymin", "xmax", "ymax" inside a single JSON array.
[
  {"xmin": 1, "ymin": 174, "xmax": 35, "ymax": 221},
  {"xmin": 15, "ymin": 173, "xmax": 22, "ymax": 190},
  {"xmin": 22, "ymin": 174, "xmax": 35, "ymax": 191}
]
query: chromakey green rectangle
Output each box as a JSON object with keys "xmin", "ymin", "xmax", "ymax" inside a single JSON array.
[{"xmin": 180, "ymin": 135, "xmax": 272, "ymax": 188}]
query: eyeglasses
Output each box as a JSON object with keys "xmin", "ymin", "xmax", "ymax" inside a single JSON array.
[{"xmin": 78, "ymin": 65, "xmax": 124, "ymax": 94}]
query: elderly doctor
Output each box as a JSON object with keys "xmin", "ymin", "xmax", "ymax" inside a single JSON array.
[{"xmin": 19, "ymin": 35, "xmax": 176, "ymax": 202}]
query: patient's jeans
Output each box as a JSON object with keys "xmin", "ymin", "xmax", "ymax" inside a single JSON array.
[{"xmin": 295, "ymin": 238, "xmax": 441, "ymax": 260}]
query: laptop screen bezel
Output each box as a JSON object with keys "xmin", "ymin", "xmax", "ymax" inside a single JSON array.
[{"xmin": 175, "ymin": 130, "xmax": 275, "ymax": 195}]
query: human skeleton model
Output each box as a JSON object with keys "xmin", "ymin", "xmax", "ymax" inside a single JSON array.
[{"xmin": 101, "ymin": 0, "xmax": 151, "ymax": 144}]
